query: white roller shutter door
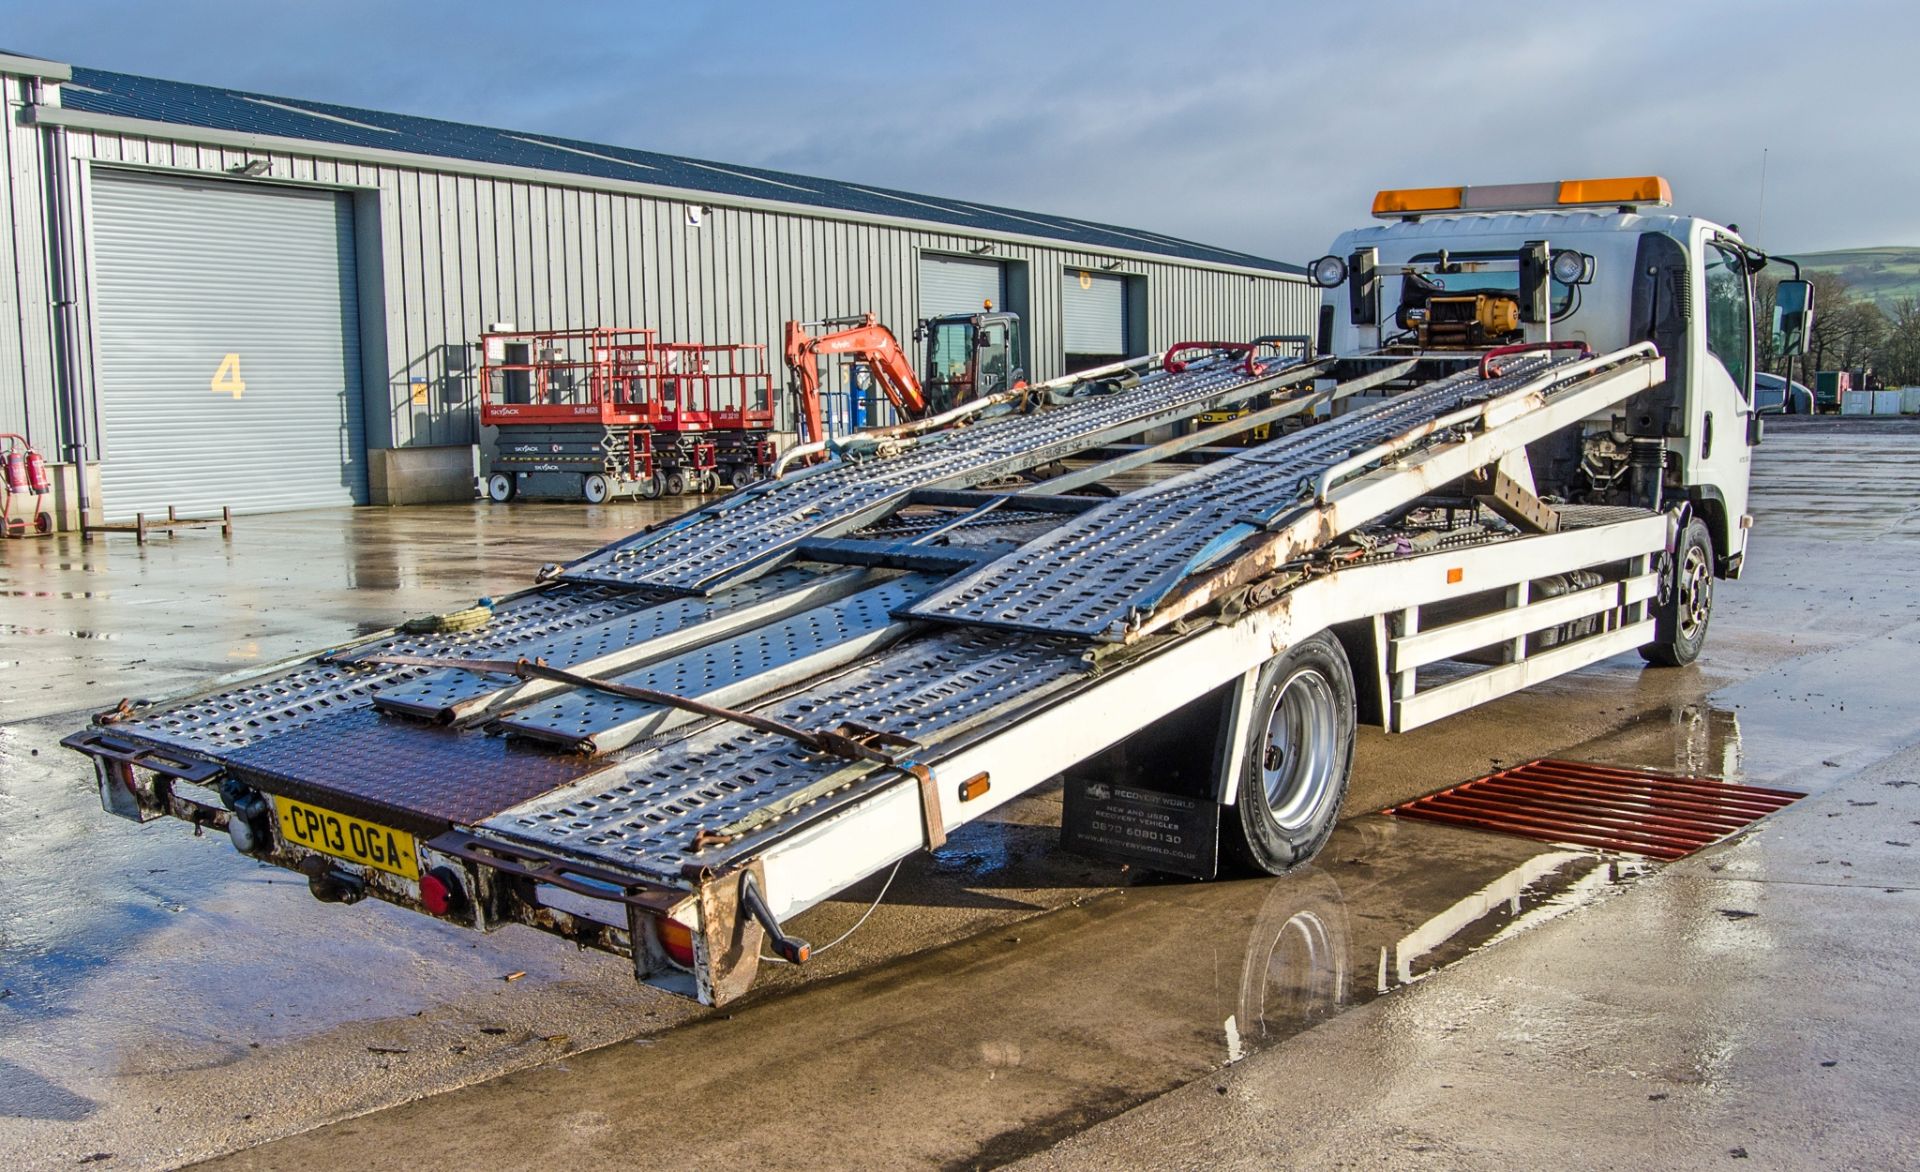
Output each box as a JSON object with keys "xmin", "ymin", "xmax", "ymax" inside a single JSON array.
[
  {"xmin": 1061, "ymin": 270, "xmax": 1127, "ymax": 354},
  {"xmin": 919, "ymin": 255, "xmax": 1005, "ymax": 318},
  {"xmin": 90, "ymin": 170, "xmax": 367, "ymax": 518}
]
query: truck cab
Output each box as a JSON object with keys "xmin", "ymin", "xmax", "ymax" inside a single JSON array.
[{"xmin": 1313, "ymin": 177, "xmax": 1811, "ymax": 583}]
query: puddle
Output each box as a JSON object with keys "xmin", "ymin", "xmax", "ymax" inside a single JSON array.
[{"xmin": 215, "ymin": 814, "xmax": 1650, "ymax": 1172}]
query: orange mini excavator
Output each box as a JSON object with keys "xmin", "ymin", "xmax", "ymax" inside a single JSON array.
[{"xmin": 783, "ymin": 309, "xmax": 1023, "ymax": 441}]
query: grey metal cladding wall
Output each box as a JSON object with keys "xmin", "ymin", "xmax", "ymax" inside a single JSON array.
[
  {"xmin": 89, "ymin": 169, "xmax": 366, "ymax": 517},
  {"xmin": 57, "ymin": 126, "xmax": 1312, "ymax": 443},
  {"xmin": 1, "ymin": 76, "xmax": 58, "ymax": 449}
]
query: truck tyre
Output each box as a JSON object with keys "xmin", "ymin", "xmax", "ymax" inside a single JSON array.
[
  {"xmin": 1224, "ymin": 632, "xmax": 1356, "ymax": 876},
  {"xmin": 1641, "ymin": 517, "xmax": 1713, "ymax": 667}
]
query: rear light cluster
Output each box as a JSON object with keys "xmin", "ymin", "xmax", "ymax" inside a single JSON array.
[{"xmin": 657, "ymin": 916, "xmax": 697, "ymax": 967}]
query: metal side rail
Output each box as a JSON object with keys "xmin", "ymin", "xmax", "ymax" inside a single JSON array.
[
  {"xmin": 904, "ymin": 345, "xmax": 1665, "ymax": 641},
  {"xmin": 558, "ymin": 352, "xmax": 1329, "ymax": 595}
]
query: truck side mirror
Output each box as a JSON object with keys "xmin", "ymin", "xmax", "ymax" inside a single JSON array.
[{"xmin": 1775, "ymin": 279, "xmax": 1815, "ymax": 356}]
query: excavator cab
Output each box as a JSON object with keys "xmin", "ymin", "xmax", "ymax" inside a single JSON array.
[{"xmin": 919, "ymin": 311, "xmax": 1023, "ymax": 412}]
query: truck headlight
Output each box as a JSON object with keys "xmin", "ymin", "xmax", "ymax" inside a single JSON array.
[{"xmin": 1309, "ymin": 255, "xmax": 1349, "ymax": 288}]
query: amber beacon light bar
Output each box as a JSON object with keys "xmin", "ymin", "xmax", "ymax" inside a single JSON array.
[{"xmin": 1372, "ymin": 176, "xmax": 1674, "ymax": 219}]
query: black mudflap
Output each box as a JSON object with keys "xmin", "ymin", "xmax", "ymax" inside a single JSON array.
[{"xmin": 1062, "ymin": 778, "xmax": 1220, "ymax": 880}]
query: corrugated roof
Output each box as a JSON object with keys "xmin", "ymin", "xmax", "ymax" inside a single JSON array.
[{"xmin": 53, "ymin": 65, "xmax": 1301, "ymax": 276}]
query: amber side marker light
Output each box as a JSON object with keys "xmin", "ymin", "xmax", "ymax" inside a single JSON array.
[{"xmin": 957, "ymin": 773, "xmax": 991, "ymax": 802}]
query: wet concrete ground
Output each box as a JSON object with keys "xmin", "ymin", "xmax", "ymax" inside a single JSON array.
[{"xmin": 3, "ymin": 418, "xmax": 1917, "ymax": 1169}]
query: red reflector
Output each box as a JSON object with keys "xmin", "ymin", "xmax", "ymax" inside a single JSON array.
[
  {"xmin": 658, "ymin": 916, "xmax": 697, "ymax": 968},
  {"xmin": 419, "ymin": 868, "xmax": 457, "ymax": 916}
]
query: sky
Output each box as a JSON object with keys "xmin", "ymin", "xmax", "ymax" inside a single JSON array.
[{"xmin": 7, "ymin": 0, "xmax": 1916, "ymax": 262}]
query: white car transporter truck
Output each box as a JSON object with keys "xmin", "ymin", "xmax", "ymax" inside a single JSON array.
[{"xmin": 66, "ymin": 176, "xmax": 1814, "ymax": 1005}]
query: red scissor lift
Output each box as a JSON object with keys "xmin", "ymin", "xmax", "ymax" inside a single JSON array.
[{"xmin": 480, "ymin": 327, "xmax": 777, "ymax": 503}]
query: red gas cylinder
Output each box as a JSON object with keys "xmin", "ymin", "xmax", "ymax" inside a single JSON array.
[
  {"xmin": 3, "ymin": 449, "xmax": 26, "ymax": 494},
  {"xmin": 24, "ymin": 449, "xmax": 50, "ymax": 494}
]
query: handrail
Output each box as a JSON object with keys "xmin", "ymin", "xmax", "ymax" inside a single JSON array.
[{"xmin": 1162, "ymin": 341, "xmax": 1265, "ymax": 377}]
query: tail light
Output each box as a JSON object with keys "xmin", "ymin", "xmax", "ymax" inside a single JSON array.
[{"xmin": 657, "ymin": 916, "xmax": 696, "ymax": 968}]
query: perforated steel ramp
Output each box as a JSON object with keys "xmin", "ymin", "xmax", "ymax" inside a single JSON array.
[
  {"xmin": 560, "ymin": 355, "xmax": 1311, "ymax": 595},
  {"xmin": 370, "ymin": 567, "xmax": 848, "ymax": 723},
  {"xmin": 497, "ymin": 573, "xmax": 939, "ymax": 753},
  {"xmin": 1386, "ymin": 759, "xmax": 1804, "ymax": 860},
  {"xmin": 481, "ymin": 628, "xmax": 1090, "ymax": 879},
  {"xmin": 905, "ymin": 353, "xmax": 1581, "ymax": 639},
  {"xmin": 112, "ymin": 581, "xmax": 678, "ymax": 757}
]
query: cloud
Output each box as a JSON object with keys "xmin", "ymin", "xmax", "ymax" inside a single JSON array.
[{"xmin": 11, "ymin": 0, "xmax": 1917, "ymax": 257}]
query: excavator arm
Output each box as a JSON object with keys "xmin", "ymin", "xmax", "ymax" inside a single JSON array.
[{"xmin": 783, "ymin": 315, "xmax": 930, "ymax": 441}]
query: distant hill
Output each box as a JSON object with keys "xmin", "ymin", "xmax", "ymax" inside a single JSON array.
[{"xmin": 1790, "ymin": 247, "xmax": 1920, "ymax": 311}]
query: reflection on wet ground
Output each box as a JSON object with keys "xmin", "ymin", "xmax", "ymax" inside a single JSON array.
[
  {"xmin": 0, "ymin": 501, "xmax": 688, "ymax": 722},
  {"xmin": 188, "ymin": 813, "xmax": 1652, "ymax": 1172}
]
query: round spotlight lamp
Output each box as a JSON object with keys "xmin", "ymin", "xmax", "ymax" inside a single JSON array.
[
  {"xmin": 1550, "ymin": 248, "xmax": 1593, "ymax": 285},
  {"xmin": 1309, "ymin": 254, "xmax": 1349, "ymax": 288}
]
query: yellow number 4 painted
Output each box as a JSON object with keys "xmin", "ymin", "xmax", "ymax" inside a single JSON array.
[{"xmin": 211, "ymin": 352, "xmax": 246, "ymax": 399}]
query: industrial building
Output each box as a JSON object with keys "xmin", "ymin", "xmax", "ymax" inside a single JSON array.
[{"xmin": 0, "ymin": 51, "xmax": 1310, "ymax": 523}]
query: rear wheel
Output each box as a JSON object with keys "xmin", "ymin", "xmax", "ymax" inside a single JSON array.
[
  {"xmin": 637, "ymin": 473, "xmax": 664, "ymax": 500},
  {"xmin": 582, "ymin": 473, "xmax": 612, "ymax": 504},
  {"xmin": 486, "ymin": 472, "xmax": 516, "ymax": 502},
  {"xmin": 664, "ymin": 469, "xmax": 689, "ymax": 497},
  {"xmin": 1224, "ymin": 632, "xmax": 1356, "ymax": 876},
  {"xmin": 1641, "ymin": 517, "xmax": 1713, "ymax": 667}
]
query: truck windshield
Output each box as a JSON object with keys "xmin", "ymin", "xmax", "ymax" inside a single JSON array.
[{"xmin": 1404, "ymin": 252, "xmax": 1575, "ymax": 316}]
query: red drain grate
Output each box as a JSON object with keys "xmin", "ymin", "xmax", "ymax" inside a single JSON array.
[{"xmin": 1385, "ymin": 758, "xmax": 1803, "ymax": 860}]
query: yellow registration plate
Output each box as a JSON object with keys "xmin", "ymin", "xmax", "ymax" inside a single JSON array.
[{"xmin": 272, "ymin": 795, "xmax": 419, "ymax": 880}]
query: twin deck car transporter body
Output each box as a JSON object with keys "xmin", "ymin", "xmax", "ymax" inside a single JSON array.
[{"xmin": 65, "ymin": 177, "xmax": 1814, "ymax": 1005}]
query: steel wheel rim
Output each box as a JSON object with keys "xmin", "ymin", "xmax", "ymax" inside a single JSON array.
[
  {"xmin": 584, "ymin": 475, "xmax": 609, "ymax": 503},
  {"xmin": 1677, "ymin": 544, "xmax": 1712, "ymax": 639},
  {"xmin": 1260, "ymin": 667, "xmax": 1339, "ymax": 831}
]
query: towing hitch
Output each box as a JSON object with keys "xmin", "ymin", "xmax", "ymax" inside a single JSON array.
[{"xmin": 300, "ymin": 856, "xmax": 368, "ymax": 905}]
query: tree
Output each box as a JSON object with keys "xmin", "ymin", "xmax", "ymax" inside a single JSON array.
[
  {"xmin": 1878, "ymin": 297, "xmax": 1920, "ymax": 386},
  {"xmin": 1803, "ymin": 273, "xmax": 1889, "ymax": 375}
]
